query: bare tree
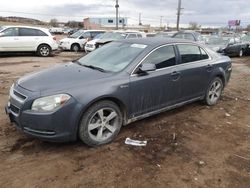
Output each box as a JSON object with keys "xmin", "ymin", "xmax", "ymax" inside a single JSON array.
[
  {"xmin": 49, "ymin": 18, "xmax": 58, "ymax": 27},
  {"xmin": 189, "ymin": 22, "xmax": 200, "ymax": 30}
]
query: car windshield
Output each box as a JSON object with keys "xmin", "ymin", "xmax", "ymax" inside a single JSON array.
[
  {"xmin": 77, "ymin": 42, "xmax": 146, "ymax": 72},
  {"xmin": 69, "ymin": 30, "xmax": 84, "ymax": 38},
  {"xmin": 241, "ymin": 35, "xmax": 250, "ymax": 42},
  {"xmin": 99, "ymin": 32, "xmax": 127, "ymax": 40},
  {"xmin": 93, "ymin": 33, "xmax": 104, "ymax": 39},
  {"xmin": 206, "ymin": 37, "xmax": 230, "ymax": 45}
]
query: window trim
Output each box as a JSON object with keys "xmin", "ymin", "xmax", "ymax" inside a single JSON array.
[
  {"xmin": 131, "ymin": 44, "xmax": 177, "ymax": 75},
  {"xmin": 130, "ymin": 43, "xmax": 212, "ymax": 76}
]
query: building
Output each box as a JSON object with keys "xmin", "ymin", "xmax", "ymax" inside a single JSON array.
[{"xmin": 84, "ymin": 17, "xmax": 127, "ymax": 30}]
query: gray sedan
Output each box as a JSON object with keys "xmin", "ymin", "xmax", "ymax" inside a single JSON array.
[{"xmin": 5, "ymin": 38, "xmax": 232, "ymax": 146}]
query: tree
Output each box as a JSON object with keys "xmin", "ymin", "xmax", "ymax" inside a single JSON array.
[
  {"xmin": 189, "ymin": 22, "xmax": 200, "ymax": 30},
  {"xmin": 49, "ymin": 18, "xmax": 58, "ymax": 27}
]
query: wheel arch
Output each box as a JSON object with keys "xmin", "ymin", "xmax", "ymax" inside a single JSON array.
[
  {"xmin": 36, "ymin": 43, "xmax": 52, "ymax": 52},
  {"xmin": 75, "ymin": 96, "xmax": 128, "ymax": 139},
  {"xmin": 71, "ymin": 43, "xmax": 81, "ymax": 50}
]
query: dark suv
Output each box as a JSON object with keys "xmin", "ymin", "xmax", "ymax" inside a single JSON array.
[{"xmin": 5, "ymin": 38, "xmax": 232, "ymax": 146}]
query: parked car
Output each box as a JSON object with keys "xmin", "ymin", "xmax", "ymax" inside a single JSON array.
[
  {"xmin": 145, "ymin": 33, "xmax": 156, "ymax": 37},
  {"xmin": 0, "ymin": 25, "xmax": 58, "ymax": 57},
  {"xmin": 155, "ymin": 31, "xmax": 176, "ymax": 38},
  {"xmin": 172, "ymin": 30, "xmax": 204, "ymax": 43},
  {"xmin": 96, "ymin": 31, "xmax": 143, "ymax": 48},
  {"xmin": 49, "ymin": 27, "xmax": 64, "ymax": 35},
  {"xmin": 5, "ymin": 38, "xmax": 232, "ymax": 146},
  {"xmin": 84, "ymin": 33, "xmax": 104, "ymax": 53},
  {"xmin": 59, "ymin": 30, "xmax": 105, "ymax": 52},
  {"xmin": 206, "ymin": 36, "xmax": 248, "ymax": 57},
  {"xmin": 241, "ymin": 34, "xmax": 250, "ymax": 55},
  {"xmin": 68, "ymin": 28, "xmax": 79, "ymax": 36}
]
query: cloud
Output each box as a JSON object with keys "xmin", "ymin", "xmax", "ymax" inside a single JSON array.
[{"xmin": 0, "ymin": 0, "xmax": 249, "ymax": 27}]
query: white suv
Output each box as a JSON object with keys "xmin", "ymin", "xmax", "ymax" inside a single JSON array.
[
  {"xmin": 0, "ymin": 26, "xmax": 58, "ymax": 57},
  {"xmin": 59, "ymin": 30, "xmax": 105, "ymax": 52}
]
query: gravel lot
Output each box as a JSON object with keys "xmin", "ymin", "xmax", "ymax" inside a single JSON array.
[{"xmin": 0, "ymin": 52, "xmax": 250, "ymax": 188}]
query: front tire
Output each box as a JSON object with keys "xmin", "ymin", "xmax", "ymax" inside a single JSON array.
[
  {"xmin": 79, "ymin": 101, "xmax": 123, "ymax": 147},
  {"xmin": 37, "ymin": 44, "xmax": 51, "ymax": 57},
  {"xmin": 71, "ymin": 43, "xmax": 80, "ymax": 52},
  {"xmin": 204, "ymin": 77, "xmax": 223, "ymax": 106}
]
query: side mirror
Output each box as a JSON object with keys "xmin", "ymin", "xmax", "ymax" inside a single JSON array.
[{"xmin": 139, "ymin": 64, "xmax": 156, "ymax": 73}]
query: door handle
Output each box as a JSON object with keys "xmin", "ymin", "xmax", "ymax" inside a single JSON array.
[
  {"xmin": 171, "ymin": 71, "xmax": 180, "ymax": 81},
  {"xmin": 13, "ymin": 38, "xmax": 19, "ymax": 40},
  {"xmin": 206, "ymin": 64, "xmax": 213, "ymax": 72}
]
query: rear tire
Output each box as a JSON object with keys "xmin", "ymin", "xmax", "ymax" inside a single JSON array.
[
  {"xmin": 37, "ymin": 44, "xmax": 51, "ymax": 57},
  {"xmin": 79, "ymin": 101, "xmax": 123, "ymax": 147},
  {"xmin": 204, "ymin": 77, "xmax": 224, "ymax": 106}
]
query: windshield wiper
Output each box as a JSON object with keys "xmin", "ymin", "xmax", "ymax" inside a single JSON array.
[{"xmin": 82, "ymin": 64, "xmax": 107, "ymax": 72}]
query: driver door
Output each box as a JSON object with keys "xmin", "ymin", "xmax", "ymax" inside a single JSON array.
[{"xmin": 129, "ymin": 45, "xmax": 180, "ymax": 117}]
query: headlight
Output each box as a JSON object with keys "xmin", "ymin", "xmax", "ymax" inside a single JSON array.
[{"xmin": 31, "ymin": 94, "xmax": 71, "ymax": 112}]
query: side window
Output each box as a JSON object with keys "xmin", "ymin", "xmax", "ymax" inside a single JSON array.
[
  {"xmin": 142, "ymin": 45, "xmax": 176, "ymax": 69},
  {"xmin": 82, "ymin": 32, "xmax": 91, "ymax": 38},
  {"xmin": 127, "ymin": 34, "xmax": 137, "ymax": 39},
  {"xmin": 36, "ymin": 30, "xmax": 48, "ymax": 36},
  {"xmin": 177, "ymin": 44, "xmax": 208, "ymax": 64},
  {"xmin": 137, "ymin": 34, "xmax": 142, "ymax": 38},
  {"xmin": 184, "ymin": 34, "xmax": 195, "ymax": 41},
  {"xmin": 19, "ymin": 28, "xmax": 47, "ymax": 36},
  {"xmin": 1, "ymin": 27, "xmax": 18, "ymax": 36}
]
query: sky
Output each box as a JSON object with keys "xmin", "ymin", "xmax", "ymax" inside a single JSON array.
[{"xmin": 0, "ymin": 0, "xmax": 249, "ymax": 27}]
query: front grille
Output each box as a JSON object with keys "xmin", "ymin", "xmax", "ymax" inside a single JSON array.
[
  {"xmin": 10, "ymin": 104, "xmax": 20, "ymax": 115},
  {"xmin": 10, "ymin": 87, "xmax": 27, "ymax": 104},
  {"xmin": 13, "ymin": 90, "xmax": 26, "ymax": 100}
]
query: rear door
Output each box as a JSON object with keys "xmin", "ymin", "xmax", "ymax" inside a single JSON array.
[
  {"xmin": 129, "ymin": 45, "xmax": 181, "ymax": 117},
  {"xmin": 19, "ymin": 28, "xmax": 48, "ymax": 51},
  {"xmin": 0, "ymin": 27, "xmax": 19, "ymax": 51},
  {"xmin": 175, "ymin": 44, "xmax": 211, "ymax": 101}
]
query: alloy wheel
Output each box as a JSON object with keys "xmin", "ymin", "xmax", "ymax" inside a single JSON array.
[
  {"xmin": 87, "ymin": 108, "xmax": 119, "ymax": 142},
  {"xmin": 207, "ymin": 80, "xmax": 222, "ymax": 104}
]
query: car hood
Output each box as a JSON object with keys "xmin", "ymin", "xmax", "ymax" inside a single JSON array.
[
  {"xmin": 86, "ymin": 39, "xmax": 100, "ymax": 45},
  {"xmin": 97, "ymin": 38, "xmax": 116, "ymax": 44},
  {"xmin": 17, "ymin": 62, "xmax": 112, "ymax": 93}
]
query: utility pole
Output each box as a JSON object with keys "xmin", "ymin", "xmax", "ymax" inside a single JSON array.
[
  {"xmin": 160, "ymin": 16, "xmax": 163, "ymax": 28},
  {"xmin": 139, "ymin": 13, "xmax": 142, "ymax": 25},
  {"xmin": 176, "ymin": 0, "xmax": 182, "ymax": 31},
  {"xmin": 115, "ymin": 0, "xmax": 119, "ymax": 30}
]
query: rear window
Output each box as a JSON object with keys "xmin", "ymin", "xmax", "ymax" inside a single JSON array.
[{"xmin": 19, "ymin": 28, "xmax": 48, "ymax": 36}]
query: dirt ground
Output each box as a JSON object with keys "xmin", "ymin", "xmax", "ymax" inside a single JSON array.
[{"xmin": 0, "ymin": 52, "xmax": 250, "ymax": 188}]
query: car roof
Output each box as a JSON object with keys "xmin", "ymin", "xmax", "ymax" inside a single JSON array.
[
  {"xmin": 1, "ymin": 25, "xmax": 51, "ymax": 35},
  {"xmin": 117, "ymin": 37, "xmax": 199, "ymax": 47}
]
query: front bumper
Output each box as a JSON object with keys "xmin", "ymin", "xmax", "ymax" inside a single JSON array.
[
  {"xmin": 5, "ymin": 85, "xmax": 81, "ymax": 142},
  {"xmin": 59, "ymin": 42, "xmax": 71, "ymax": 50}
]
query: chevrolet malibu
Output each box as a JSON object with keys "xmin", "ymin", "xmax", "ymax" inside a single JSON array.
[{"xmin": 5, "ymin": 38, "xmax": 232, "ymax": 146}]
